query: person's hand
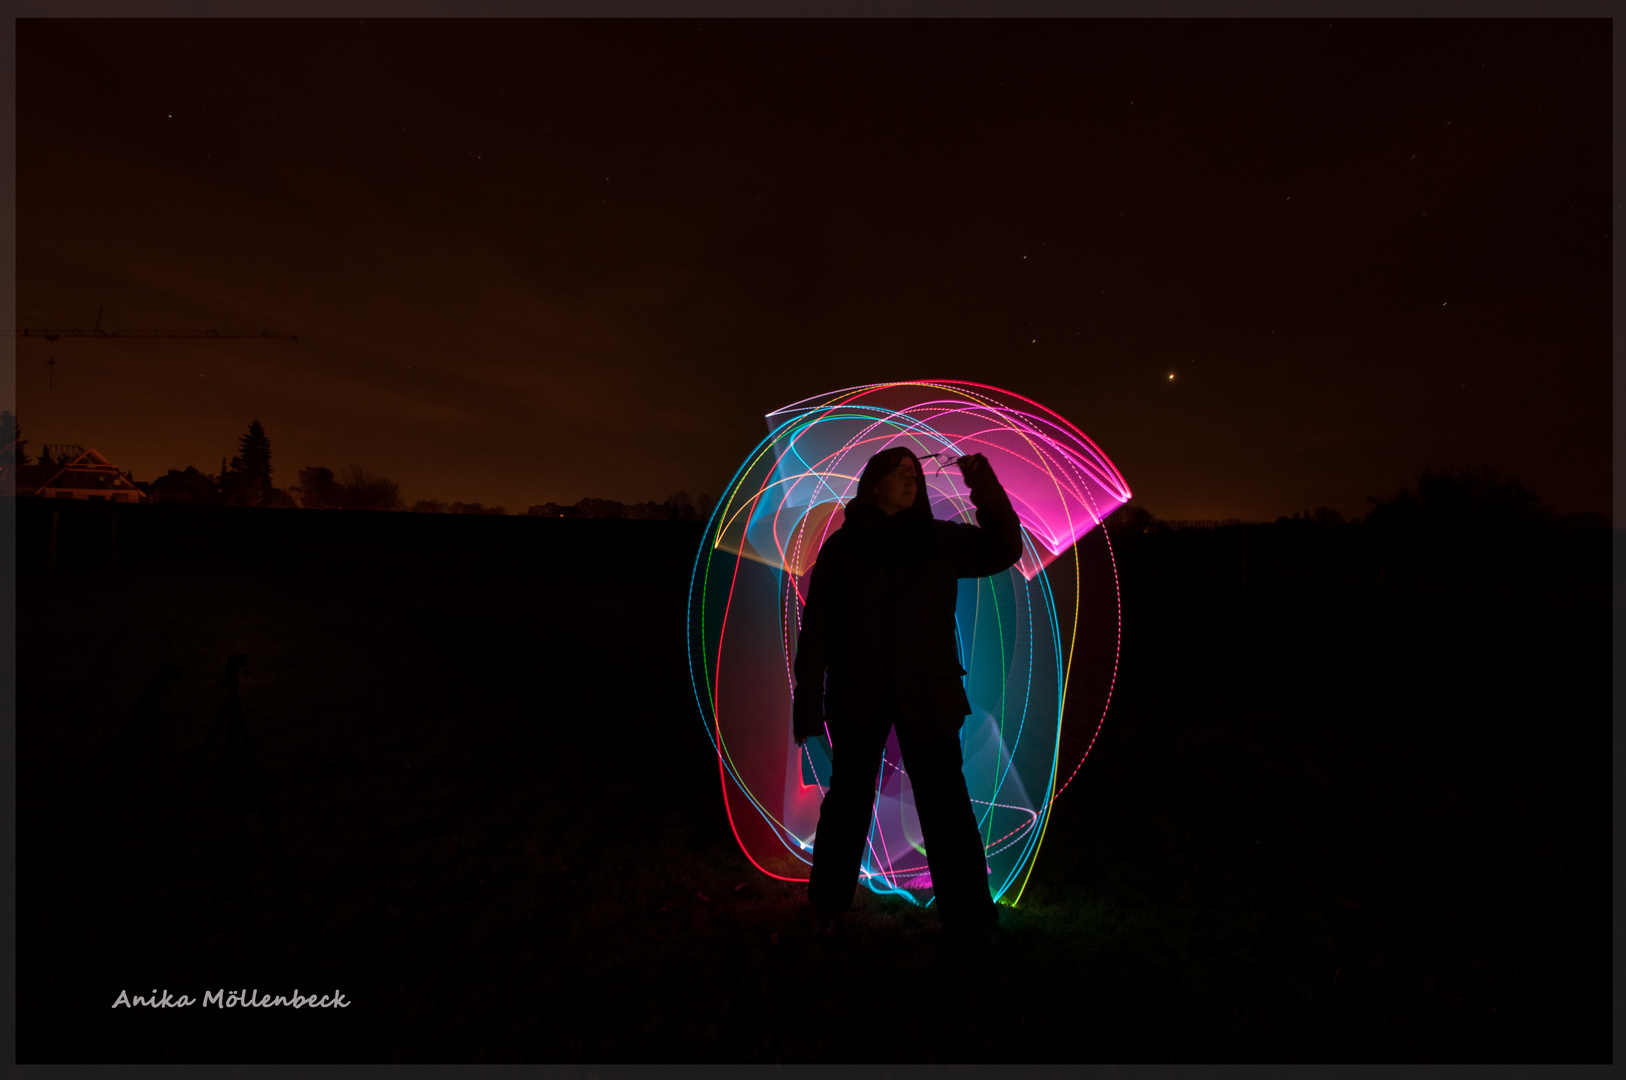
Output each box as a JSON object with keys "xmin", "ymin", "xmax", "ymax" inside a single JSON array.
[
  {"xmin": 956, "ymin": 453, "xmax": 991, "ymax": 482},
  {"xmin": 793, "ymin": 686, "xmax": 824, "ymax": 746}
]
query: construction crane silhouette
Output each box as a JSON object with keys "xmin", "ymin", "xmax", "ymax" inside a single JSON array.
[
  {"xmin": 17, "ymin": 329, "xmax": 298, "ymax": 341},
  {"xmin": 15, "ymin": 308, "xmax": 297, "ymax": 390}
]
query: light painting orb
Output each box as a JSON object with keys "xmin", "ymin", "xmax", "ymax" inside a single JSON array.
[{"xmin": 687, "ymin": 381, "xmax": 1130, "ymax": 907}]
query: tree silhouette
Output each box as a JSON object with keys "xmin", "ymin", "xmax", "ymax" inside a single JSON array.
[
  {"xmin": 663, "ymin": 491, "xmax": 699, "ymax": 521},
  {"xmin": 220, "ymin": 419, "xmax": 280, "ymax": 506},
  {"xmin": 294, "ymin": 464, "xmax": 401, "ymax": 510},
  {"xmin": 574, "ymin": 497, "xmax": 626, "ymax": 519},
  {"xmin": 148, "ymin": 466, "xmax": 223, "ymax": 505},
  {"xmin": 1106, "ymin": 503, "xmax": 1158, "ymax": 535},
  {"xmin": 339, "ymin": 464, "xmax": 403, "ymax": 512},
  {"xmin": 0, "ymin": 411, "xmax": 31, "ymax": 466},
  {"xmin": 233, "ymin": 420, "xmax": 273, "ymax": 488},
  {"xmin": 1364, "ymin": 464, "xmax": 1551, "ymax": 586},
  {"xmin": 526, "ymin": 502, "xmax": 580, "ymax": 518},
  {"xmin": 295, "ymin": 466, "xmax": 345, "ymax": 509}
]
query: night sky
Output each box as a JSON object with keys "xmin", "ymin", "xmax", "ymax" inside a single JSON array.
[{"xmin": 13, "ymin": 18, "xmax": 1612, "ymax": 521}]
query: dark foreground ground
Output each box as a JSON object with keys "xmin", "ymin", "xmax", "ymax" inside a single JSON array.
[{"xmin": 13, "ymin": 501, "xmax": 1613, "ymax": 1062}]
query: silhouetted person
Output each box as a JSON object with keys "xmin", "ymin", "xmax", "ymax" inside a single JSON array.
[{"xmin": 793, "ymin": 446, "xmax": 1023, "ymax": 942}]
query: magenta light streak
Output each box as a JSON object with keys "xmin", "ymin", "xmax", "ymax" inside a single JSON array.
[{"xmin": 690, "ymin": 380, "xmax": 1131, "ymax": 907}]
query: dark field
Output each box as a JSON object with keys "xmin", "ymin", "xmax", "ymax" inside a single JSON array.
[{"xmin": 14, "ymin": 500, "xmax": 1613, "ymax": 1062}]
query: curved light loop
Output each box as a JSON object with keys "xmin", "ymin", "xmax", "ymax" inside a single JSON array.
[{"xmin": 688, "ymin": 381, "xmax": 1130, "ymax": 907}]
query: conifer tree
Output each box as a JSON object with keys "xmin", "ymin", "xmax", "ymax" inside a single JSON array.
[{"xmin": 233, "ymin": 420, "xmax": 273, "ymax": 488}]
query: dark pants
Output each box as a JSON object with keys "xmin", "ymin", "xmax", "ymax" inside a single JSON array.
[{"xmin": 807, "ymin": 708, "xmax": 997, "ymax": 932}]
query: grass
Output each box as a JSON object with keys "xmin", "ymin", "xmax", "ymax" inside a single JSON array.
[{"xmin": 15, "ymin": 507, "xmax": 1612, "ymax": 1062}]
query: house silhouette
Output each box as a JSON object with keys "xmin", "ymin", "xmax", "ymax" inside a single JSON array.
[{"xmin": 9, "ymin": 445, "xmax": 147, "ymax": 502}]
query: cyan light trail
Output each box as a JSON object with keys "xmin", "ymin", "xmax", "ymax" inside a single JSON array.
[{"xmin": 688, "ymin": 381, "xmax": 1130, "ymax": 906}]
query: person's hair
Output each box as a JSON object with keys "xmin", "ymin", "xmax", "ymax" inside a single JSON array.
[{"xmin": 851, "ymin": 446, "xmax": 930, "ymax": 517}]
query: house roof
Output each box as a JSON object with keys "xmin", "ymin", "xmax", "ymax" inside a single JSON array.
[{"xmin": 16, "ymin": 447, "xmax": 146, "ymax": 498}]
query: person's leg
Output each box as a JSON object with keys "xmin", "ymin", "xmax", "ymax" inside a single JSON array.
[
  {"xmin": 897, "ymin": 727, "xmax": 997, "ymax": 932},
  {"xmin": 807, "ymin": 718, "xmax": 890, "ymax": 915}
]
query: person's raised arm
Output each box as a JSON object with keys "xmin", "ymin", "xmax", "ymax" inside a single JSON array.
[
  {"xmin": 792, "ymin": 551, "xmax": 831, "ymax": 746},
  {"xmin": 946, "ymin": 453, "xmax": 1025, "ymax": 578}
]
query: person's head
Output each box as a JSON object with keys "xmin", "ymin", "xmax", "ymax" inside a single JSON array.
[{"xmin": 853, "ymin": 446, "xmax": 928, "ymax": 517}]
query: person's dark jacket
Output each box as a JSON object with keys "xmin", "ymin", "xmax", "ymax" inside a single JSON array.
[{"xmin": 792, "ymin": 458, "xmax": 1024, "ymax": 743}]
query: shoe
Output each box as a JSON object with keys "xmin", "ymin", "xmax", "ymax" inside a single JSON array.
[{"xmin": 799, "ymin": 902, "xmax": 838, "ymax": 938}]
